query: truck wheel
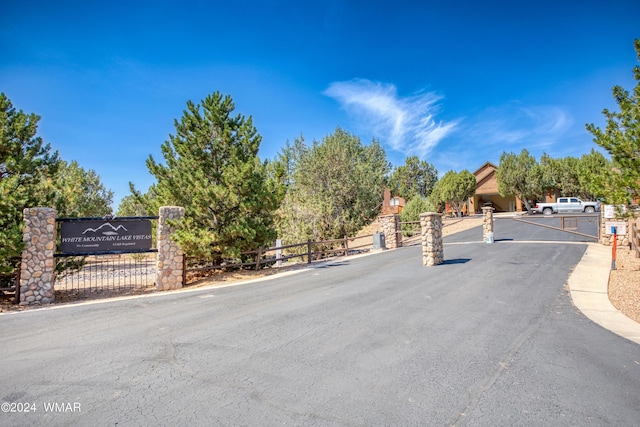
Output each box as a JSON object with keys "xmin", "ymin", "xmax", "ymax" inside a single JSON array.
[
  {"xmin": 543, "ymin": 208, "xmax": 553, "ymax": 215},
  {"xmin": 584, "ymin": 206, "xmax": 595, "ymax": 213}
]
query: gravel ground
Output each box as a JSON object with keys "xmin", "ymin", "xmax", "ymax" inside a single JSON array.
[{"xmin": 608, "ymin": 246, "xmax": 640, "ymax": 323}]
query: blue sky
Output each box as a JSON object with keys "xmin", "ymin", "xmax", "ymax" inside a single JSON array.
[{"xmin": 2, "ymin": 1, "xmax": 639, "ymax": 209}]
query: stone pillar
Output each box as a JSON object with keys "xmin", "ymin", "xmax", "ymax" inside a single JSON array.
[
  {"xmin": 379, "ymin": 214, "xmax": 402, "ymax": 249},
  {"xmin": 600, "ymin": 209, "xmax": 630, "ymax": 247},
  {"xmin": 20, "ymin": 208, "xmax": 57, "ymax": 305},
  {"xmin": 482, "ymin": 206, "xmax": 495, "ymax": 243},
  {"xmin": 420, "ymin": 212, "xmax": 443, "ymax": 266},
  {"xmin": 156, "ymin": 206, "xmax": 185, "ymax": 291},
  {"xmin": 599, "ymin": 209, "xmax": 608, "ymax": 245}
]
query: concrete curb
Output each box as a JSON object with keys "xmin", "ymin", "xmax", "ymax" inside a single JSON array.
[{"xmin": 568, "ymin": 243, "xmax": 640, "ymax": 345}]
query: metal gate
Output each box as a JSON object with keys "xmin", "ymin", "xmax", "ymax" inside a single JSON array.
[
  {"xmin": 0, "ymin": 262, "xmax": 20, "ymax": 305},
  {"xmin": 397, "ymin": 220, "xmax": 422, "ymax": 246},
  {"xmin": 55, "ymin": 216, "xmax": 158, "ymax": 295},
  {"xmin": 511, "ymin": 213, "xmax": 600, "ymax": 240}
]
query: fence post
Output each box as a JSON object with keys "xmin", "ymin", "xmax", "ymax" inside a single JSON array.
[
  {"xmin": 19, "ymin": 207, "xmax": 57, "ymax": 305},
  {"xmin": 156, "ymin": 206, "xmax": 185, "ymax": 291},
  {"xmin": 307, "ymin": 239, "xmax": 312, "ymax": 264},
  {"xmin": 635, "ymin": 219, "xmax": 640, "ymax": 258},
  {"xmin": 255, "ymin": 246, "xmax": 263, "ymax": 271},
  {"xmin": 629, "ymin": 217, "xmax": 638, "ymax": 257},
  {"xmin": 344, "ymin": 236, "xmax": 349, "ymax": 257},
  {"xmin": 612, "ymin": 227, "xmax": 617, "ymax": 270},
  {"xmin": 275, "ymin": 239, "xmax": 283, "ymax": 267}
]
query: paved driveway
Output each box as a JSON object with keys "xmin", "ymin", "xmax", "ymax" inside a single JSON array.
[{"xmin": 1, "ymin": 222, "xmax": 639, "ymax": 426}]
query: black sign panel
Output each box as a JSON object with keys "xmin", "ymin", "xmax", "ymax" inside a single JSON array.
[{"xmin": 60, "ymin": 220, "xmax": 152, "ymax": 254}]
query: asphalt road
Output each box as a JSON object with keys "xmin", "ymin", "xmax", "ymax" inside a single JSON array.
[{"xmin": 1, "ymin": 220, "xmax": 639, "ymax": 426}]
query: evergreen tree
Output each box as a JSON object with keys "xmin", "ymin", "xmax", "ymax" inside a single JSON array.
[
  {"xmin": 538, "ymin": 151, "xmax": 611, "ymax": 201},
  {"xmin": 538, "ymin": 154, "xmax": 580, "ymax": 197},
  {"xmin": 400, "ymin": 196, "xmax": 431, "ymax": 235},
  {"xmin": 276, "ymin": 128, "xmax": 390, "ymax": 243},
  {"xmin": 586, "ymin": 39, "xmax": 640, "ymax": 207},
  {"xmin": 117, "ymin": 189, "xmax": 156, "ymax": 217},
  {"xmin": 52, "ymin": 160, "xmax": 113, "ymax": 217},
  {"xmin": 389, "ymin": 156, "xmax": 438, "ymax": 199},
  {"xmin": 0, "ymin": 93, "xmax": 59, "ymax": 273},
  {"xmin": 143, "ymin": 92, "xmax": 279, "ymax": 262},
  {"xmin": 432, "ymin": 170, "xmax": 476, "ymax": 217},
  {"xmin": 496, "ymin": 149, "xmax": 540, "ymax": 211},
  {"xmin": 576, "ymin": 149, "xmax": 612, "ymax": 201}
]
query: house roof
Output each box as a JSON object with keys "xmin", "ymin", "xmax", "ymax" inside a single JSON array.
[
  {"xmin": 473, "ymin": 162, "xmax": 498, "ymax": 184},
  {"xmin": 473, "ymin": 161, "xmax": 498, "ymax": 177}
]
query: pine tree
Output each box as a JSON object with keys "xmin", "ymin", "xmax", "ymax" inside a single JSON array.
[
  {"xmin": 52, "ymin": 160, "xmax": 113, "ymax": 217},
  {"xmin": 586, "ymin": 39, "xmax": 640, "ymax": 207},
  {"xmin": 144, "ymin": 92, "xmax": 279, "ymax": 262},
  {"xmin": 0, "ymin": 93, "xmax": 59, "ymax": 273}
]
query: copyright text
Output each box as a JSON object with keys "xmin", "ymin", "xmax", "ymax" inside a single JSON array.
[{"xmin": 1, "ymin": 402, "xmax": 81, "ymax": 413}]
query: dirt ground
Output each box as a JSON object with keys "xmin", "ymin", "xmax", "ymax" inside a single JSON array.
[
  {"xmin": 2, "ymin": 215, "xmax": 639, "ymax": 325},
  {"xmin": 608, "ymin": 246, "xmax": 640, "ymax": 323}
]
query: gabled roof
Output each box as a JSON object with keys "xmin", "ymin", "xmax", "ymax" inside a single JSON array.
[
  {"xmin": 473, "ymin": 162, "xmax": 498, "ymax": 188},
  {"xmin": 473, "ymin": 161, "xmax": 498, "ymax": 176}
]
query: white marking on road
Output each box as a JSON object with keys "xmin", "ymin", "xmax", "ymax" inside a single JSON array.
[{"xmin": 445, "ymin": 240, "xmax": 588, "ymax": 246}]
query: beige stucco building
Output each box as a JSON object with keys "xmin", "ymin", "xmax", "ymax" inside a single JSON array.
[{"xmin": 468, "ymin": 162, "xmax": 522, "ymax": 214}]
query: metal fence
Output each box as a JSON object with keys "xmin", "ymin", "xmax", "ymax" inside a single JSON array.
[
  {"xmin": 0, "ymin": 266, "xmax": 19, "ymax": 305},
  {"xmin": 55, "ymin": 216, "xmax": 158, "ymax": 296},
  {"xmin": 397, "ymin": 221, "xmax": 422, "ymax": 246},
  {"xmin": 55, "ymin": 253, "xmax": 157, "ymax": 294}
]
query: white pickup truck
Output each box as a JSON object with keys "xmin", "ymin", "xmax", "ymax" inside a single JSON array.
[{"xmin": 533, "ymin": 197, "xmax": 600, "ymax": 215}]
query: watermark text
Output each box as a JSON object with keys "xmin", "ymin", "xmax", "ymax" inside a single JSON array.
[{"xmin": 1, "ymin": 402, "xmax": 81, "ymax": 413}]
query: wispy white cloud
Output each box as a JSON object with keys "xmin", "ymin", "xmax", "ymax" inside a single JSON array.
[
  {"xmin": 467, "ymin": 104, "xmax": 573, "ymax": 151},
  {"xmin": 431, "ymin": 104, "xmax": 577, "ymax": 173},
  {"xmin": 324, "ymin": 79, "xmax": 459, "ymax": 158}
]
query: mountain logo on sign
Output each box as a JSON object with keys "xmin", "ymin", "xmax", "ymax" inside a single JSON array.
[{"xmin": 82, "ymin": 223, "xmax": 128, "ymax": 236}]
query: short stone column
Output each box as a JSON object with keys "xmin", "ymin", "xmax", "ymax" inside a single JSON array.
[
  {"xmin": 420, "ymin": 212, "xmax": 443, "ymax": 266},
  {"xmin": 379, "ymin": 214, "xmax": 402, "ymax": 249},
  {"xmin": 156, "ymin": 206, "xmax": 185, "ymax": 291},
  {"xmin": 600, "ymin": 209, "xmax": 630, "ymax": 247},
  {"xmin": 482, "ymin": 206, "xmax": 495, "ymax": 243},
  {"xmin": 20, "ymin": 207, "xmax": 57, "ymax": 305}
]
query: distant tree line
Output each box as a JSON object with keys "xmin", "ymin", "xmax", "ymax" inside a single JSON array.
[{"xmin": 496, "ymin": 148, "xmax": 611, "ymax": 212}]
